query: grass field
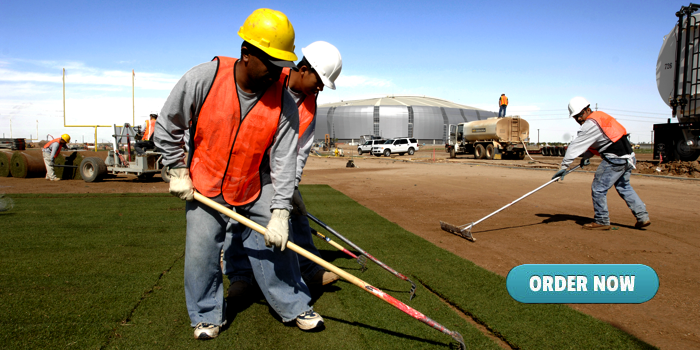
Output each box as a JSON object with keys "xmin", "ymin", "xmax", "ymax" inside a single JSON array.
[{"xmin": 0, "ymin": 187, "xmax": 657, "ymax": 349}]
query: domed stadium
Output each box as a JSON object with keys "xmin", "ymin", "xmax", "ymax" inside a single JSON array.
[{"xmin": 316, "ymin": 95, "xmax": 498, "ymax": 144}]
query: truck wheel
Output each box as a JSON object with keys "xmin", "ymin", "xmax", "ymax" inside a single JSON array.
[
  {"xmin": 449, "ymin": 148, "xmax": 456, "ymax": 158},
  {"xmin": 675, "ymin": 139, "xmax": 700, "ymax": 161},
  {"xmin": 383, "ymin": 149, "xmax": 391, "ymax": 157},
  {"xmin": 485, "ymin": 144, "xmax": 495, "ymax": 159},
  {"xmin": 474, "ymin": 144, "xmax": 486, "ymax": 159},
  {"xmin": 408, "ymin": 148, "xmax": 415, "ymax": 155},
  {"xmin": 80, "ymin": 157, "xmax": 107, "ymax": 182},
  {"xmin": 357, "ymin": 148, "xmax": 363, "ymax": 155},
  {"xmin": 541, "ymin": 148, "xmax": 548, "ymax": 156},
  {"xmin": 161, "ymin": 166, "xmax": 171, "ymax": 183}
]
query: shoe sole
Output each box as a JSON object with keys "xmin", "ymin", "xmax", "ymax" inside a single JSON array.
[
  {"xmin": 296, "ymin": 319, "xmax": 324, "ymax": 331},
  {"xmin": 635, "ymin": 222, "xmax": 651, "ymax": 229}
]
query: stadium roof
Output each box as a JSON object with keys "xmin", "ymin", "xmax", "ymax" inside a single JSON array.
[{"xmin": 319, "ymin": 95, "xmax": 483, "ymax": 109}]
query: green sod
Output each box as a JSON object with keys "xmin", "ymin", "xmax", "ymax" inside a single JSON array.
[{"xmin": 0, "ymin": 189, "xmax": 656, "ymax": 349}]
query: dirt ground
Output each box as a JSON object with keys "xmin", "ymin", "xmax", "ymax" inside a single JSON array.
[{"xmin": 1, "ymin": 147, "xmax": 698, "ymax": 349}]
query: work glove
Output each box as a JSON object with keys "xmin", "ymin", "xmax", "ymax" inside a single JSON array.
[
  {"xmin": 552, "ymin": 169, "xmax": 567, "ymax": 181},
  {"xmin": 265, "ymin": 209, "xmax": 290, "ymax": 251},
  {"xmin": 168, "ymin": 167, "xmax": 194, "ymax": 201},
  {"xmin": 49, "ymin": 160, "xmax": 55, "ymax": 166},
  {"xmin": 580, "ymin": 158, "xmax": 590, "ymax": 167},
  {"xmin": 291, "ymin": 188, "xmax": 307, "ymax": 216}
]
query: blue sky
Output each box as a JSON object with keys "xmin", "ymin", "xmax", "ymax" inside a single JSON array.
[{"xmin": 0, "ymin": 0, "xmax": 680, "ymax": 144}]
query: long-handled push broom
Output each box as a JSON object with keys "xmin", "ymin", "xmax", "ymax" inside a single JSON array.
[
  {"xmin": 440, "ymin": 165, "xmax": 581, "ymax": 242},
  {"xmin": 195, "ymin": 193, "xmax": 465, "ymax": 350}
]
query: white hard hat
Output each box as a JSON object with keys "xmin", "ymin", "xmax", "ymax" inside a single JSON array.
[
  {"xmin": 301, "ymin": 41, "xmax": 342, "ymax": 90},
  {"xmin": 568, "ymin": 96, "xmax": 590, "ymax": 117}
]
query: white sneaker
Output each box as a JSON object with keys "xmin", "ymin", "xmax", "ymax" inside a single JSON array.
[
  {"xmin": 296, "ymin": 310, "xmax": 324, "ymax": 331},
  {"xmin": 194, "ymin": 322, "xmax": 219, "ymax": 339}
]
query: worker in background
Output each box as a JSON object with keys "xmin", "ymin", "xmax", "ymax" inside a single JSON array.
[
  {"xmin": 224, "ymin": 41, "xmax": 343, "ymax": 292},
  {"xmin": 42, "ymin": 134, "xmax": 70, "ymax": 181},
  {"xmin": 135, "ymin": 113, "xmax": 157, "ymax": 155},
  {"xmin": 553, "ymin": 97, "xmax": 650, "ymax": 230},
  {"xmin": 154, "ymin": 8, "xmax": 322, "ymax": 340},
  {"xmin": 498, "ymin": 93, "xmax": 508, "ymax": 118}
]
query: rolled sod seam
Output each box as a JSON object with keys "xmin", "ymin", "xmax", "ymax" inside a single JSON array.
[{"xmin": 194, "ymin": 192, "xmax": 466, "ymax": 350}]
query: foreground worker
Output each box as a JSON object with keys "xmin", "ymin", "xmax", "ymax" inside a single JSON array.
[
  {"xmin": 155, "ymin": 8, "xmax": 321, "ymax": 340},
  {"xmin": 135, "ymin": 113, "xmax": 157, "ymax": 155},
  {"xmin": 42, "ymin": 134, "xmax": 70, "ymax": 181},
  {"xmin": 498, "ymin": 93, "xmax": 508, "ymax": 117},
  {"xmin": 553, "ymin": 97, "xmax": 650, "ymax": 230},
  {"xmin": 225, "ymin": 41, "xmax": 343, "ymax": 289}
]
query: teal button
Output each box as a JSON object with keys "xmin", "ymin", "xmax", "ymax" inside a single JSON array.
[{"xmin": 506, "ymin": 264, "xmax": 658, "ymax": 303}]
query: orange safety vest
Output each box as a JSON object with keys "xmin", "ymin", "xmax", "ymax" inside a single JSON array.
[
  {"xmin": 42, "ymin": 138, "xmax": 65, "ymax": 159},
  {"xmin": 143, "ymin": 119, "xmax": 156, "ymax": 141},
  {"xmin": 280, "ymin": 67, "xmax": 317, "ymax": 138},
  {"xmin": 189, "ymin": 56, "xmax": 284, "ymax": 206},
  {"xmin": 499, "ymin": 95, "xmax": 508, "ymax": 106},
  {"xmin": 586, "ymin": 111, "xmax": 629, "ymax": 156}
]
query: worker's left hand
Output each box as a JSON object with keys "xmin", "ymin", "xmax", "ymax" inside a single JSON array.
[
  {"xmin": 291, "ymin": 188, "xmax": 307, "ymax": 216},
  {"xmin": 168, "ymin": 167, "xmax": 194, "ymax": 201},
  {"xmin": 552, "ymin": 169, "xmax": 567, "ymax": 181},
  {"xmin": 265, "ymin": 209, "xmax": 290, "ymax": 251},
  {"xmin": 580, "ymin": 158, "xmax": 591, "ymax": 167}
]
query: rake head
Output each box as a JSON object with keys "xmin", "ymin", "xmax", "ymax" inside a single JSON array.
[
  {"xmin": 357, "ymin": 255, "xmax": 368, "ymax": 272},
  {"xmin": 449, "ymin": 331, "xmax": 466, "ymax": 350},
  {"xmin": 408, "ymin": 279, "xmax": 417, "ymax": 301},
  {"xmin": 439, "ymin": 221, "xmax": 475, "ymax": 242}
]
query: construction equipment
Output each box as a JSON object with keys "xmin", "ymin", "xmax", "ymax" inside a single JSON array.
[
  {"xmin": 307, "ymin": 213, "xmax": 417, "ymax": 300},
  {"xmin": 79, "ymin": 123, "xmax": 168, "ymax": 182},
  {"xmin": 440, "ymin": 165, "xmax": 581, "ymax": 242},
  {"xmin": 194, "ymin": 192, "xmax": 465, "ymax": 350},
  {"xmin": 655, "ymin": 3, "xmax": 700, "ymax": 161},
  {"xmin": 445, "ymin": 116, "xmax": 529, "ymax": 160},
  {"xmin": 311, "ymin": 229, "xmax": 367, "ymax": 271}
]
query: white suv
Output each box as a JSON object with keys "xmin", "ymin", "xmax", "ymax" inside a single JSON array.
[
  {"xmin": 357, "ymin": 139, "xmax": 385, "ymax": 155},
  {"xmin": 372, "ymin": 138, "xmax": 419, "ymax": 157}
]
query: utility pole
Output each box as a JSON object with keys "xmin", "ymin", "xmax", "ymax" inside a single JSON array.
[
  {"xmin": 595, "ymin": 103, "xmax": 598, "ymax": 111},
  {"xmin": 538, "ymin": 129, "xmax": 540, "ymax": 144}
]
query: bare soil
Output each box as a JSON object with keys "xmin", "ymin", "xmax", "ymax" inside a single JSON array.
[{"xmin": 1, "ymin": 147, "xmax": 698, "ymax": 350}]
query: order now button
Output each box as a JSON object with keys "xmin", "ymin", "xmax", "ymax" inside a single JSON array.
[{"xmin": 506, "ymin": 264, "xmax": 658, "ymax": 304}]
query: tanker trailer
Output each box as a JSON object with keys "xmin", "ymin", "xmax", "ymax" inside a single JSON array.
[
  {"xmin": 446, "ymin": 116, "xmax": 530, "ymax": 159},
  {"xmin": 654, "ymin": 3, "xmax": 700, "ymax": 161}
]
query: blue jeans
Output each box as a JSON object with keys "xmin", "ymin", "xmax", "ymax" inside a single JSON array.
[
  {"xmin": 498, "ymin": 105, "xmax": 507, "ymax": 117},
  {"xmin": 226, "ymin": 191, "xmax": 324, "ymax": 284},
  {"xmin": 591, "ymin": 156, "xmax": 649, "ymax": 225},
  {"xmin": 186, "ymin": 184, "xmax": 312, "ymax": 326}
]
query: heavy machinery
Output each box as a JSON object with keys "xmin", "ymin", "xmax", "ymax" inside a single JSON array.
[
  {"xmin": 79, "ymin": 123, "xmax": 169, "ymax": 182},
  {"xmin": 445, "ymin": 116, "xmax": 530, "ymax": 159},
  {"xmin": 655, "ymin": 3, "xmax": 700, "ymax": 161}
]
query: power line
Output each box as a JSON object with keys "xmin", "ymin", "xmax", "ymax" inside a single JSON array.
[{"xmin": 597, "ymin": 107, "xmax": 670, "ymax": 115}]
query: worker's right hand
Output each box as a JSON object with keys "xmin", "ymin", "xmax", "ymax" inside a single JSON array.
[
  {"xmin": 552, "ymin": 169, "xmax": 567, "ymax": 181},
  {"xmin": 265, "ymin": 209, "xmax": 290, "ymax": 251},
  {"xmin": 168, "ymin": 167, "xmax": 194, "ymax": 201}
]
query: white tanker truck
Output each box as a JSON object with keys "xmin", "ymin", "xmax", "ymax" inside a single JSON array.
[
  {"xmin": 655, "ymin": 3, "xmax": 700, "ymax": 161},
  {"xmin": 445, "ymin": 116, "xmax": 530, "ymax": 160}
]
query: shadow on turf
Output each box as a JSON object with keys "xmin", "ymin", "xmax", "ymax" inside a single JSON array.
[
  {"xmin": 322, "ymin": 315, "xmax": 448, "ymax": 348},
  {"xmin": 449, "ymin": 213, "xmax": 635, "ymax": 236}
]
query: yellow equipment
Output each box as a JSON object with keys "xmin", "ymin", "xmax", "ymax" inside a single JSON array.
[{"xmin": 238, "ymin": 8, "xmax": 297, "ymax": 61}]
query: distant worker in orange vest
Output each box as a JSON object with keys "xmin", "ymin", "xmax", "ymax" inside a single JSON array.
[
  {"xmin": 553, "ymin": 96, "xmax": 650, "ymax": 230},
  {"xmin": 42, "ymin": 134, "xmax": 70, "ymax": 181},
  {"xmin": 224, "ymin": 41, "xmax": 343, "ymax": 291},
  {"xmin": 154, "ymin": 8, "xmax": 323, "ymax": 340},
  {"xmin": 135, "ymin": 113, "xmax": 158, "ymax": 155},
  {"xmin": 498, "ymin": 93, "xmax": 508, "ymax": 118}
]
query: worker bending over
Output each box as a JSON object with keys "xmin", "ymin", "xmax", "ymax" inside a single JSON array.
[
  {"xmin": 42, "ymin": 134, "xmax": 70, "ymax": 181},
  {"xmin": 155, "ymin": 8, "xmax": 321, "ymax": 340},
  {"xmin": 225, "ymin": 41, "xmax": 343, "ymax": 290},
  {"xmin": 553, "ymin": 97, "xmax": 650, "ymax": 230}
]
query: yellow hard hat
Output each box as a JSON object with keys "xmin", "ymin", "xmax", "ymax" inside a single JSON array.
[
  {"xmin": 61, "ymin": 134, "xmax": 71, "ymax": 143},
  {"xmin": 238, "ymin": 8, "xmax": 297, "ymax": 62}
]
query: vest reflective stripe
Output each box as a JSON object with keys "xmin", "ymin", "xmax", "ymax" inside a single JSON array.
[
  {"xmin": 190, "ymin": 56, "xmax": 284, "ymax": 206},
  {"xmin": 42, "ymin": 138, "xmax": 64, "ymax": 159},
  {"xmin": 500, "ymin": 96, "xmax": 508, "ymax": 106},
  {"xmin": 280, "ymin": 67, "xmax": 317, "ymax": 138},
  {"xmin": 586, "ymin": 111, "xmax": 627, "ymax": 156},
  {"xmin": 143, "ymin": 120, "xmax": 156, "ymax": 141}
]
